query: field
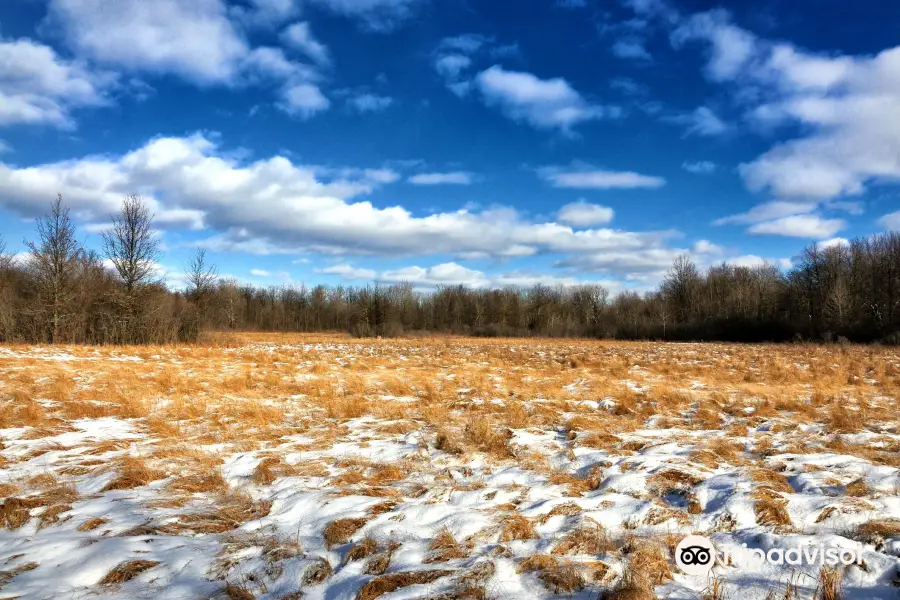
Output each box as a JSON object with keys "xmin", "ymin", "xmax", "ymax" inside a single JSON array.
[{"xmin": 1, "ymin": 334, "xmax": 900, "ymax": 600}]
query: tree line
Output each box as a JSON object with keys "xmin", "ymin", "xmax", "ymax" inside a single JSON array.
[{"xmin": 1, "ymin": 195, "xmax": 899, "ymax": 344}]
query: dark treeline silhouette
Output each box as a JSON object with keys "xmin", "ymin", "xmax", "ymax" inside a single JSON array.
[{"xmin": 1, "ymin": 195, "xmax": 900, "ymax": 344}]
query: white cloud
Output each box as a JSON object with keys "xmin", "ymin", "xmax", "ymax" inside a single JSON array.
[
  {"xmin": 280, "ymin": 22, "xmax": 331, "ymax": 66},
  {"xmin": 347, "ymin": 93, "xmax": 393, "ymax": 113},
  {"xmin": 46, "ymin": 0, "xmax": 329, "ymax": 120},
  {"xmin": 612, "ymin": 38, "xmax": 652, "ymax": 61},
  {"xmin": 438, "ymin": 34, "xmax": 489, "ymax": 55},
  {"xmin": 408, "ymin": 172, "xmax": 474, "ymax": 185},
  {"xmin": 0, "ymin": 38, "xmax": 112, "ymax": 127},
  {"xmin": 48, "ymin": 0, "xmax": 248, "ymax": 84},
  {"xmin": 539, "ymin": 163, "xmax": 665, "ymax": 189},
  {"xmin": 232, "ymin": 0, "xmax": 300, "ymax": 28},
  {"xmin": 434, "ymin": 54, "xmax": 472, "ymax": 79},
  {"xmin": 879, "ymin": 211, "xmax": 900, "ymax": 231},
  {"xmin": 667, "ymin": 106, "xmax": 729, "ymax": 137},
  {"xmin": 475, "ymin": 65, "xmax": 618, "ymax": 133},
  {"xmin": 673, "ymin": 9, "xmax": 900, "ymax": 201},
  {"xmin": 0, "ymin": 133, "xmax": 691, "ymax": 281},
  {"xmin": 306, "ymin": 0, "xmax": 424, "ymax": 31},
  {"xmin": 556, "ymin": 201, "xmax": 614, "ymax": 227},
  {"xmin": 671, "ymin": 9, "xmax": 756, "ymax": 81},
  {"xmin": 327, "ymin": 261, "xmax": 621, "ymax": 290},
  {"xmin": 747, "ymin": 215, "xmax": 845, "ymax": 239},
  {"xmin": 693, "ymin": 239, "xmax": 723, "ymax": 254},
  {"xmin": 315, "ymin": 263, "xmax": 377, "ymax": 279},
  {"xmin": 819, "ymin": 237, "xmax": 850, "ymax": 249},
  {"xmin": 726, "ymin": 255, "xmax": 792, "ymax": 270},
  {"xmin": 714, "ymin": 200, "xmax": 819, "ymax": 226},
  {"xmin": 681, "ymin": 160, "xmax": 716, "ymax": 174},
  {"xmin": 280, "ymin": 83, "xmax": 330, "ymax": 118},
  {"xmin": 249, "ymin": 268, "xmax": 290, "ymax": 278}
]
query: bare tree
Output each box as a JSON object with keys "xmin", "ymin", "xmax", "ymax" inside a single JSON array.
[
  {"xmin": 25, "ymin": 195, "xmax": 84, "ymax": 342},
  {"xmin": 0, "ymin": 234, "xmax": 13, "ymax": 271},
  {"xmin": 102, "ymin": 194, "xmax": 161, "ymax": 293},
  {"xmin": 186, "ymin": 248, "xmax": 218, "ymax": 304}
]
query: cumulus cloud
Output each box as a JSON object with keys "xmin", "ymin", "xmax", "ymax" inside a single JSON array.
[
  {"xmin": 306, "ymin": 0, "xmax": 425, "ymax": 31},
  {"xmin": 671, "ymin": 9, "xmax": 756, "ymax": 81},
  {"xmin": 726, "ymin": 255, "xmax": 793, "ymax": 270},
  {"xmin": 0, "ymin": 133, "xmax": 694, "ymax": 281},
  {"xmin": 693, "ymin": 240, "xmax": 723, "ymax": 254},
  {"xmin": 879, "ymin": 211, "xmax": 900, "ymax": 231},
  {"xmin": 280, "ymin": 22, "xmax": 331, "ymax": 66},
  {"xmin": 556, "ymin": 201, "xmax": 614, "ymax": 227},
  {"xmin": 747, "ymin": 215, "xmax": 845, "ymax": 239},
  {"xmin": 48, "ymin": 0, "xmax": 248, "ymax": 83},
  {"xmin": 714, "ymin": 200, "xmax": 819, "ymax": 226},
  {"xmin": 539, "ymin": 163, "xmax": 665, "ymax": 189},
  {"xmin": 666, "ymin": 106, "xmax": 729, "ymax": 137},
  {"xmin": 347, "ymin": 93, "xmax": 393, "ymax": 113},
  {"xmin": 280, "ymin": 83, "xmax": 330, "ymax": 117},
  {"xmin": 250, "ymin": 268, "xmax": 290, "ymax": 278},
  {"xmin": 434, "ymin": 54, "xmax": 472, "ymax": 79},
  {"xmin": 673, "ymin": 8, "xmax": 900, "ymax": 201},
  {"xmin": 819, "ymin": 237, "xmax": 850, "ymax": 249},
  {"xmin": 0, "ymin": 38, "xmax": 113, "ymax": 127},
  {"xmin": 612, "ymin": 38, "xmax": 652, "ymax": 61},
  {"xmin": 326, "ymin": 261, "xmax": 621, "ymax": 290},
  {"xmin": 682, "ymin": 160, "xmax": 716, "ymax": 174},
  {"xmin": 315, "ymin": 263, "xmax": 377, "ymax": 279},
  {"xmin": 45, "ymin": 0, "xmax": 329, "ymax": 120},
  {"xmin": 408, "ymin": 172, "xmax": 474, "ymax": 185},
  {"xmin": 475, "ymin": 66, "xmax": 618, "ymax": 133},
  {"xmin": 715, "ymin": 198, "xmax": 861, "ymax": 239},
  {"xmin": 232, "ymin": 0, "xmax": 300, "ymax": 28}
]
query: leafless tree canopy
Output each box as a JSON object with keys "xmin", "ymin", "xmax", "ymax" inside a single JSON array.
[
  {"xmin": 24, "ymin": 195, "xmax": 84, "ymax": 342},
  {"xmin": 102, "ymin": 194, "xmax": 161, "ymax": 293},
  {"xmin": 1, "ymin": 194, "xmax": 900, "ymax": 344},
  {"xmin": 187, "ymin": 248, "xmax": 218, "ymax": 303}
]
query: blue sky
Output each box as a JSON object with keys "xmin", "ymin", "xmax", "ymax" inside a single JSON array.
[{"xmin": 1, "ymin": 0, "xmax": 898, "ymax": 292}]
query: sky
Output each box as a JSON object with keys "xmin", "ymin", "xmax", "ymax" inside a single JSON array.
[{"xmin": 0, "ymin": 0, "xmax": 899, "ymax": 293}]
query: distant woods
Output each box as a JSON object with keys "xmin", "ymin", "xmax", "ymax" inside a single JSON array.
[{"xmin": 1, "ymin": 195, "xmax": 900, "ymax": 344}]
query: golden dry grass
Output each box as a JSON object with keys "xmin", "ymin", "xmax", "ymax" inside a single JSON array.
[
  {"xmin": 2, "ymin": 334, "xmax": 899, "ymax": 598},
  {"xmin": 98, "ymin": 560, "xmax": 160, "ymax": 585}
]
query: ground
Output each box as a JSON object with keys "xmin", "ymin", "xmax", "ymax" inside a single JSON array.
[{"xmin": 1, "ymin": 334, "xmax": 899, "ymax": 600}]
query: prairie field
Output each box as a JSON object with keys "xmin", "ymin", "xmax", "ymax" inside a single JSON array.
[{"xmin": 1, "ymin": 334, "xmax": 900, "ymax": 600}]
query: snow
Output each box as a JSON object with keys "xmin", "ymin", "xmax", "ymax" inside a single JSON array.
[{"xmin": 1, "ymin": 341, "xmax": 899, "ymax": 599}]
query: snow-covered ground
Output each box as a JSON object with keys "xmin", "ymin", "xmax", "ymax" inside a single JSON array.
[{"xmin": 1, "ymin": 337, "xmax": 899, "ymax": 599}]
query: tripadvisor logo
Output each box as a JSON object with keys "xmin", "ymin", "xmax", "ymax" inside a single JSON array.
[{"xmin": 675, "ymin": 536, "xmax": 863, "ymax": 575}]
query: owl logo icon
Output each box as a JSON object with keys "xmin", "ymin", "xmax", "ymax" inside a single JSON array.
[{"xmin": 675, "ymin": 535, "xmax": 716, "ymax": 575}]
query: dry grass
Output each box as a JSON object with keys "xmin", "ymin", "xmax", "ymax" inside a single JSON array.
[
  {"xmin": 101, "ymin": 456, "xmax": 164, "ymax": 492},
  {"xmin": 355, "ymin": 569, "xmax": 454, "ymax": 600},
  {"xmin": 499, "ymin": 515, "xmax": 538, "ymax": 542},
  {"xmin": 754, "ymin": 492, "xmax": 793, "ymax": 528},
  {"xmin": 814, "ymin": 567, "xmax": 843, "ymax": 600},
  {"xmin": 302, "ymin": 557, "xmax": 333, "ymax": 586},
  {"xmin": 551, "ymin": 522, "xmax": 616, "ymax": 555},
  {"xmin": 99, "ymin": 560, "xmax": 161, "ymax": 585},
  {"xmin": 854, "ymin": 519, "xmax": 900, "ymax": 546},
  {"xmin": 323, "ymin": 518, "xmax": 368, "ymax": 549},
  {"xmin": 0, "ymin": 561, "xmax": 39, "ymax": 587},
  {"xmin": 538, "ymin": 561, "xmax": 584, "ymax": 593},
  {"xmin": 77, "ymin": 517, "xmax": 109, "ymax": 532},
  {"xmin": 344, "ymin": 537, "xmax": 379, "ymax": 564},
  {"xmin": 2, "ymin": 336, "xmax": 899, "ymax": 599},
  {"xmin": 425, "ymin": 528, "xmax": 470, "ymax": 563}
]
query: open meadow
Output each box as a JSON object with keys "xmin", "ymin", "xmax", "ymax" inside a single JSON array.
[{"xmin": 1, "ymin": 334, "xmax": 900, "ymax": 600}]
